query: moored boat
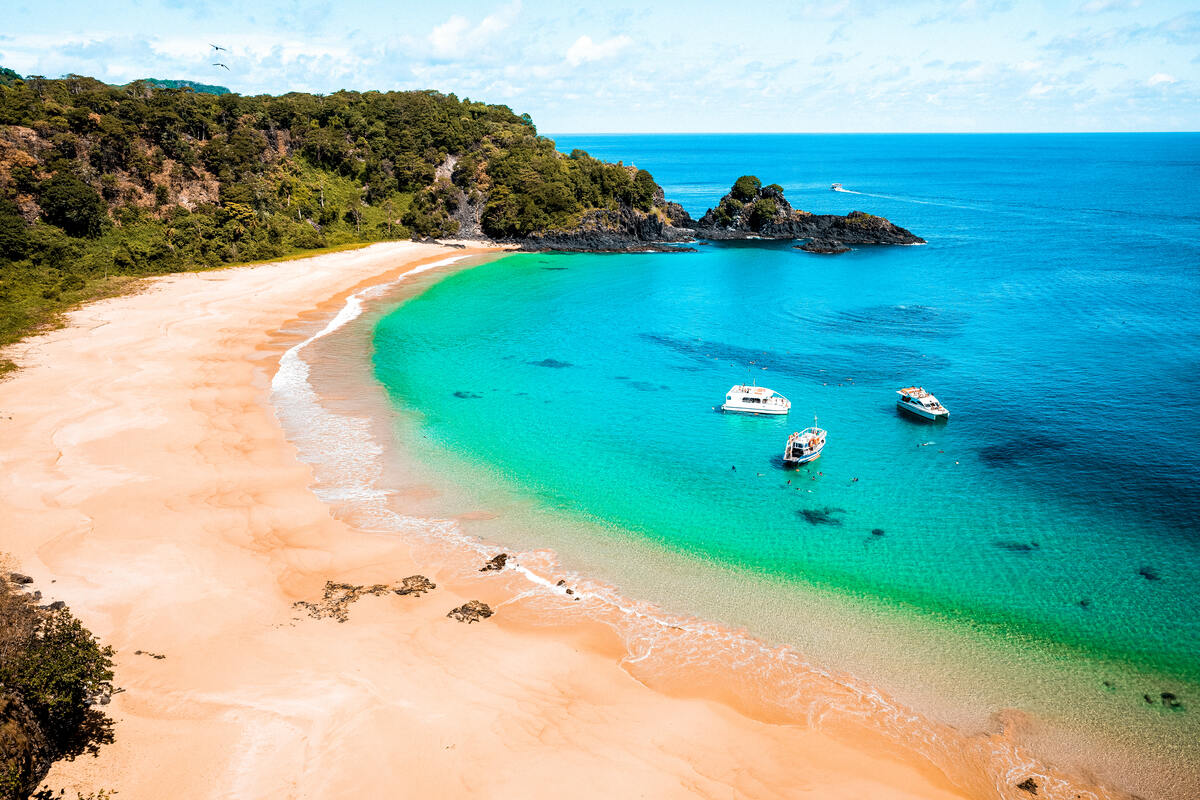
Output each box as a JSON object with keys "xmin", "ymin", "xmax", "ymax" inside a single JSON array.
[
  {"xmin": 896, "ymin": 386, "xmax": 949, "ymax": 420},
  {"xmin": 784, "ymin": 419, "xmax": 826, "ymax": 465},
  {"xmin": 721, "ymin": 384, "xmax": 791, "ymax": 415}
]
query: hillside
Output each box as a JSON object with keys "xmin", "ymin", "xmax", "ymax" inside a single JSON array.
[
  {"xmin": 133, "ymin": 78, "xmax": 231, "ymax": 95},
  {"xmin": 0, "ymin": 71, "xmax": 682, "ymax": 369}
]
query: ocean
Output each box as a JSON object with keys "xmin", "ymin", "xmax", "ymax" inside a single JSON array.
[{"xmin": 301, "ymin": 134, "xmax": 1200, "ymax": 798}]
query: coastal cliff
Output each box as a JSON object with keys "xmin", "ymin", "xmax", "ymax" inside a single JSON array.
[{"xmin": 694, "ymin": 176, "xmax": 925, "ymax": 252}]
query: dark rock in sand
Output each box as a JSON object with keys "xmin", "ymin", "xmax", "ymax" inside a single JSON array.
[
  {"xmin": 41, "ymin": 600, "xmax": 66, "ymax": 611},
  {"xmin": 8, "ymin": 572, "xmax": 33, "ymax": 584},
  {"xmin": 447, "ymin": 600, "xmax": 494, "ymax": 623},
  {"xmin": 395, "ymin": 575, "xmax": 437, "ymax": 597},
  {"xmin": 294, "ymin": 581, "xmax": 393, "ymax": 622},
  {"xmin": 1138, "ymin": 566, "xmax": 1161, "ymax": 581},
  {"xmin": 799, "ymin": 238, "xmax": 851, "ymax": 254},
  {"xmin": 1016, "ymin": 777, "xmax": 1038, "ymax": 795},
  {"xmin": 871, "ymin": 528, "xmax": 885, "ymax": 536},
  {"xmin": 480, "ymin": 553, "xmax": 509, "ymax": 572}
]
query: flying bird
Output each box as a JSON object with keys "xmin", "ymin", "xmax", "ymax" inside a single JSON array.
[
  {"xmin": 210, "ymin": 43, "xmax": 227, "ymax": 52},
  {"xmin": 212, "ymin": 63, "xmax": 230, "ymax": 70}
]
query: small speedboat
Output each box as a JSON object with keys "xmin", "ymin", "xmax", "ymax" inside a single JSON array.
[
  {"xmin": 721, "ymin": 384, "xmax": 791, "ymax": 415},
  {"xmin": 831, "ymin": 183, "xmax": 843, "ymax": 191},
  {"xmin": 784, "ymin": 419, "xmax": 826, "ymax": 465},
  {"xmin": 896, "ymin": 387, "xmax": 949, "ymax": 420}
]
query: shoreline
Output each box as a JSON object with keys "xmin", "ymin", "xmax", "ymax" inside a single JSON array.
[
  {"xmin": 0, "ymin": 241, "xmax": 1112, "ymax": 799},
  {"xmin": 297, "ymin": 250, "xmax": 1184, "ymax": 800}
]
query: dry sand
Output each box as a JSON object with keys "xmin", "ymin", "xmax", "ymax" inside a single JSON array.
[{"xmin": 0, "ymin": 241, "xmax": 973, "ymax": 799}]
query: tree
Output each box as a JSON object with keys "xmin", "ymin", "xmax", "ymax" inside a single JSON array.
[
  {"xmin": 37, "ymin": 173, "xmax": 106, "ymax": 237},
  {"xmin": 0, "ymin": 200, "xmax": 32, "ymax": 261},
  {"xmin": 731, "ymin": 175, "xmax": 762, "ymax": 201}
]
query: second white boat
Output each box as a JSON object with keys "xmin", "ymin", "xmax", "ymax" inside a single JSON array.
[{"xmin": 721, "ymin": 384, "xmax": 791, "ymax": 415}]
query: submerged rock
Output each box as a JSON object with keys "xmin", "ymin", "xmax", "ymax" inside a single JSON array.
[
  {"xmin": 1138, "ymin": 566, "xmax": 1161, "ymax": 581},
  {"xmin": 395, "ymin": 575, "xmax": 437, "ymax": 596},
  {"xmin": 479, "ymin": 553, "xmax": 509, "ymax": 572},
  {"xmin": 993, "ymin": 540, "xmax": 1040, "ymax": 553},
  {"xmin": 798, "ymin": 507, "xmax": 845, "ymax": 525},
  {"xmin": 870, "ymin": 528, "xmax": 885, "ymax": 536},
  {"xmin": 447, "ymin": 600, "xmax": 493, "ymax": 623},
  {"xmin": 529, "ymin": 358, "xmax": 572, "ymax": 369}
]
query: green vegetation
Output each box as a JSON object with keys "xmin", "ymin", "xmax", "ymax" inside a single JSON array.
[
  {"xmin": 134, "ymin": 78, "xmax": 230, "ymax": 95},
  {"xmin": 0, "ymin": 70, "xmax": 672, "ymax": 368},
  {"xmin": 730, "ymin": 174, "xmax": 762, "ymax": 201},
  {"xmin": 749, "ymin": 197, "xmax": 778, "ymax": 229},
  {"xmin": 0, "ymin": 577, "xmax": 114, "ymax": 798}
]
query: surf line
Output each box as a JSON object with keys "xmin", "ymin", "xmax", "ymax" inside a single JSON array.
[{"xmin": 271, "ymin": 254, "xmax": 468, "ymax": 397}]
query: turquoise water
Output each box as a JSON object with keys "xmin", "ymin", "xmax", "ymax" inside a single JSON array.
[{"xmin": 368, "ymin": 134, "xmax": 1200, "ymax": 791}]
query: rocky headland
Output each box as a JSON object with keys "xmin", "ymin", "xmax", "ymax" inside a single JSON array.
[
  {"xmin": 693, "ymin": 176, "xmax": 924, "ymax": 253},
  {"xmin": 506, "ymin": 175, "xmax": 923, "ymax": 254}
]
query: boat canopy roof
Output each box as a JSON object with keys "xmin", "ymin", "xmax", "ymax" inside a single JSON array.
[
  {"xmin": 896, "ymin": 386, "xmax": 933, "ymax": 398},
  {"xmin": 729, "ymin": 384, "xmax": 779, "ymax": 398}
]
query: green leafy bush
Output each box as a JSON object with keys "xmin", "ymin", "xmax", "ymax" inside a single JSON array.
[{"xmin": 731, "ymin": 174, "xmax": 762, "ymax": 201}]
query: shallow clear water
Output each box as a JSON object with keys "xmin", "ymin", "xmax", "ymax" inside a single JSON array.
[{"xmin": 368, "ymin": 134, "xmax": 1200, "ymax": 793}]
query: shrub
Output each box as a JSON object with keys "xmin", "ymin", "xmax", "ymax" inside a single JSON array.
[{"xmin": 38, "ymin": 173, "xmax": 107, "ymax": 238}]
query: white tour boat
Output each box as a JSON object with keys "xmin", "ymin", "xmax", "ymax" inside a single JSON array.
[
  {"xmin": 896, "ymin": 386, "xmax": 949, "ymax": 420},
  {"xmin": 721, "ymin": 384, "xmax": 791, "ymax": 416},
  {"xmin": 831, "ymin": 182, "xmax": 843, "ymax": 191},
  {"xmin": 784, "ymin": 419, "xmax": 827, "ymax": 465}
]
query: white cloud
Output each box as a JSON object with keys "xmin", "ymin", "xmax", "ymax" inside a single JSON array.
[
  {"xmin": 565, "ymin": 34, "xmax": 633, "ymax": 67},
  {"xmin": 1146, "ymin": 72, "xmax": 1175, "ymax": 86},
  {"xmin": 1028, "ymin": 81, "xmax": 1054, "ymax": 97},
  {"xmin": 1080, "ymin": 0, "xmax": 1141, "ymax": 14},
  {"xmin": 428, "ymin": 2, "xmax": 521, "ymax": 59}
]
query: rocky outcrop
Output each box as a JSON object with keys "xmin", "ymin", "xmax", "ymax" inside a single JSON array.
[
  {"xmin": 799, "ymin": 238, "xmax": 850, "ymax": 254},
  {"xmin": 518, "ymin": 204, "xmax": 695, "ymax": 252},
  {"xmin": 395, "ymin": 575, "xmax": 437, "ymax": 597},
  {"xmin": 0, "ymin": 691, "xmax": 51, "ymax": 800},
  {"xmin": 695, "ymin": 177, "xmax": 923, "ymax": 249},
  {"xmin": 447, "ymin": 600, "xmax": 494, "ymax": 623},
  {"xmin": 479, "ymin": 553, "xmax": 509, "ymax": 572}
]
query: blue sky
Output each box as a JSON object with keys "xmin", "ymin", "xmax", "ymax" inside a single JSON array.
[{"xmin": 1, "ymin": 0, "xmax": 1196, "ymax": 131}]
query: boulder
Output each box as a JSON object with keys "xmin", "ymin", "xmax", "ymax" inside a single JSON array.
[
  {"xmin": 1016, "ymin": 777, "xmax": 1038, "ymax": 795},
  {"xmin": 479, "ymin": 554, "xmax": 508, "ymax": 572},
  {"xmin": 395, "ymin": 575, "xmax": 437, "ymax": 597},
  {"xmin": 447, "ymin": 600, "xmax": 494, "ymax": 623}
]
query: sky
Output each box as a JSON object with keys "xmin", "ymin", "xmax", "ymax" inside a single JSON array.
[{"xmin": 1, "ymin": 0, "xmax": 1197, "ymax": 132}]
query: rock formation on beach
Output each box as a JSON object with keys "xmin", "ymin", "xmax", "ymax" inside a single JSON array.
[
  {"xmin": 694, "ymin": 176, "xmax": 925, "ymax": 251},
  {"xmin": 447, "ymin": 600, "xmax": 494, "ymax": 623}
]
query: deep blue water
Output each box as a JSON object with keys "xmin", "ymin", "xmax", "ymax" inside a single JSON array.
[{"xmin": 373, "ymin": 134, "xmax": 1200, "ymax": 679}]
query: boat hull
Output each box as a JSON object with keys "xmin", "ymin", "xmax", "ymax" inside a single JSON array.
[
  {"xmin": 783, "ymin": 450, "xmax": 822, "ymax": 465},
  {"xmin": 722, "ymin": 404, "xmax": 789, "ymax": 416},
  {"xmin": 897, "ymin": 401, "xmax": 948, "ymax": 421}
]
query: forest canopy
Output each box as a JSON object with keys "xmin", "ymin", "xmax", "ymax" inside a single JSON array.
[{"xmin": 0, "ymin": 71, "xmax": 670, "ymax": 369}]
